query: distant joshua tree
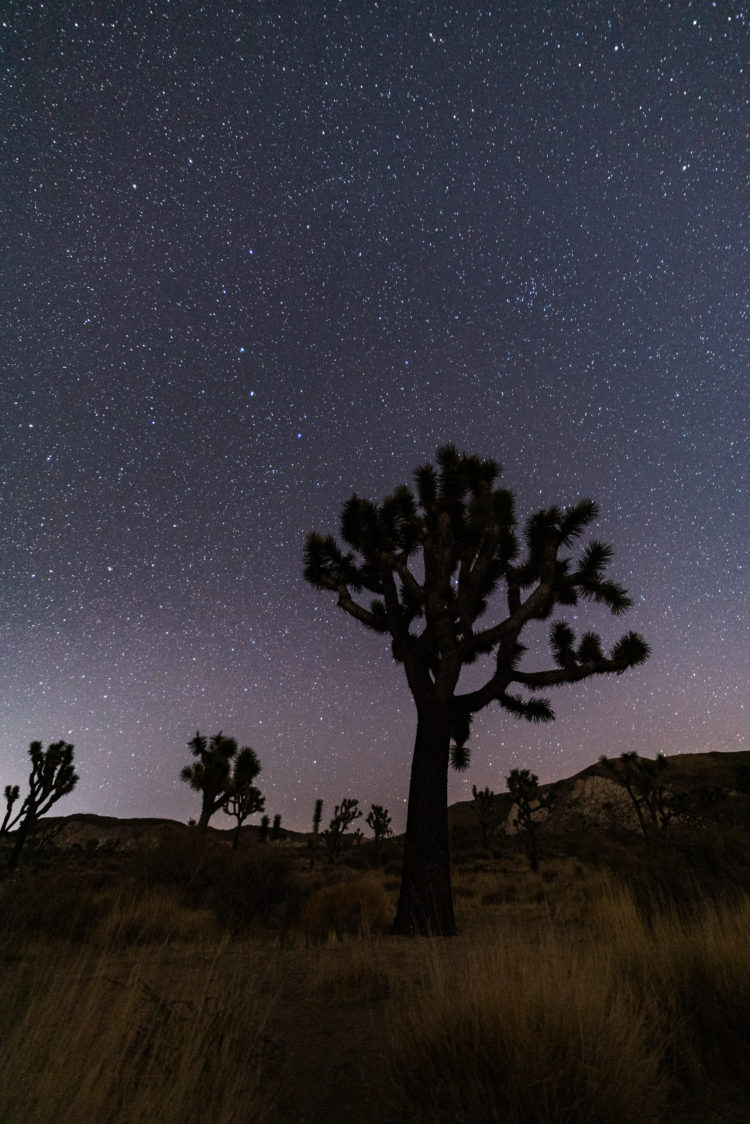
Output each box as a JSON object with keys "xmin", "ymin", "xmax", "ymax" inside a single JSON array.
[
  {"xmin": 506, "ymin": 768, "xmax": 553, "ymax": 871},
  {"xmin": 324, "ymin": 798, "xmax": 362, "ymax": 861},
  {"xmin": 309, "ymin": 798, "xmax": 324, "ymax": 868},
  {"xmin": 180, "ymin": 731, "xmax": 263, "ymax": 834},
  {"xmin": 270, "ymin": 813, "xmax": 283, "ymax": 841},
  {"xmin": 366, "ymin": 804, "xmax": 393, "ymax": 859},
  {"xmin": 305, "ymin": 444, "xmax": 650, "ymax": 935},
  {"xmin": 224, "ymin": 746, "xmax": 265, "ymax": 849},
  {"xmin": 1, "ymin": 740, "xmax": 79, "ymax": 869},
  {"xmin": 471, "ymin": 785, "xmax": 497, "ymax": 850},
  {"xmin": 259, "ymin": 813, "xmax": 270, "ymax": 843},
  {"xmin": 599, "ymin": 752, "xmax": 672, "ymax": 842}
]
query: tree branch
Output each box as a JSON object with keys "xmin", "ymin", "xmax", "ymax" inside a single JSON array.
[{"xmin": 335, "ymin": 585, "xmax": 382, "ymax": 629}]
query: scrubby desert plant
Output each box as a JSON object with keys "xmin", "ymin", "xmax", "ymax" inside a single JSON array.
[{"xmin": 300, "ymin": 878, "xmax": 390, "ymax": 941}]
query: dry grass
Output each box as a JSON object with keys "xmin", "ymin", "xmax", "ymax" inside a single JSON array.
[
  {"xmin": 385, "ymin": 872, "xmax": 750, "ymax": 1123},
  {"xmin": 300, "ymin": 876, "xmax": 392, "ymax": 941},
  {"xmin": 1, "ymin": 939, "xmax": 276, "ymax": 1124},
  {"xmin": 1, "ymin": 844, "xmax": 750, "ymax": 1122}
]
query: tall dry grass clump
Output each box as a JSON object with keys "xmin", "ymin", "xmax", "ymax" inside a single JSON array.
[
  {"xmin": 649, "ymin": 894, "xmax": 750, "ymax": 1088},
  {"xmin": 387, "ymin": 929, "xmax": 666, "ymax": 1123},
  {"xmin": 386, "ymin": 878, "xmax": 750, "ymax": 1123},
  {"xmin": 0, "ymin": 934, "xmax": 276, "ymax": 1124},
  {"xmin": 300, "ymin": 877, "xmax": 392, "ymax": 941}
]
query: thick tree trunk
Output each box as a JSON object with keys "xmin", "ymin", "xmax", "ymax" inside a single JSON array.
[
  {"xmin": 8, "ymin": 814, "xmax": 34, "ymax": 870},
  {"xmin": 393, "ymin": 706, "xmax": 456, "ymax": 936}
]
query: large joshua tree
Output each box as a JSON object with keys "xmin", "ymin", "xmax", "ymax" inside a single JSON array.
[{"xmin": 304, "ymin": 445, "xmax": 650, "ymax": 935}]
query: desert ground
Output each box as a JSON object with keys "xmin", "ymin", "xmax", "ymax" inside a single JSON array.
[{"xmin": 3, "ymin": 756, "xmax": 750, "ymax": 1123}]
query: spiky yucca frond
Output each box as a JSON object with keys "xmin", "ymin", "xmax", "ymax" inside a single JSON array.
[
  {"xmin": 558, "ymin": 498, "xmax": 599, "ymax": 543},
  {"xmin": 577, "ymin": 631, "xmax": 604, "ymax": 663},
  {"xmin": 499, "ymin": 692, "xmax": 555, "ymax": 723},
  {"xmin": 551, "ymin": 621, "xmax": 576, "ymax": 667},
  {"xmin": 578, "ymin": 540, "xmax": 614, "ymax": 580},
  {"xmin": 578, "ymin": 578, "xmax": 633, "ymax": 615},
  {"xmin": 414, "ymin": 463, "xmax": 437, "ymax": 509},
  {"xmin": 450, "ymin": 743, "xmax": 471, "ymax": 771},
  {"xmin": 368, "ymin": 599, "xmax": 391, "ymax": 632},
  {"xmin": 611, "ymin": 631, "xmax": 651, "ymax": 668}
]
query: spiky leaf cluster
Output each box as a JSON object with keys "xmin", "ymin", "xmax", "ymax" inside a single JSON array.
[{"xmin": 305, "ymin": 446, "xmax": 650, "ymax": 733}]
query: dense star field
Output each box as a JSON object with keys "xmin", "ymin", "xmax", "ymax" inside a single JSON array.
[{"xmin": 2, "ymin": 2, "xmax": 747, "ymax": 832}]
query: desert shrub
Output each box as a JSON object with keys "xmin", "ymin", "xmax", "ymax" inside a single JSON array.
[
  {"xmin": 300, "ymin": 878, "xmax": 391, "ymax": 941},
  {"xmin": 208, "ymin": 848, "xmax": 298, "ymax": 931},
  {"xmin": 133, "ymin": 830, "xmax": 219, "ymax": 902},
  {"xmin": 480, "ymin": 890, "xmax": 511, "ymax": 906},
  {"xmin": 307, "ymin": 942, "xmax": 393, "ymax": 1003},
  {"xmin": 0, "ymin": 868, "xmax": 108, "ymax": 949},
  {"xmin": 95, "ymin": 885, "xmax": 218, "ymax": 946},
  {"xmin": 618, "ymin": 831, "xmax": 750, "ymax": 921},
  {"xmin": 132, "ymin": 833, "xmax": 298, "ymax": 931}
]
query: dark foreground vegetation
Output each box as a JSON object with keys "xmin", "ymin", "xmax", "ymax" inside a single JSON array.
[{"xmin": 2, "ymin": 807, "xmax": 750, "ymax": 1124}]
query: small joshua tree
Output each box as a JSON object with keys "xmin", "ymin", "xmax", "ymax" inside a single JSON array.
[
  {"xmin": 181, "ymin": 731, "xmax": 262, "ymax": 833},
  {"xmin": 270, "ymin": 813, "xmax": 283, "ymax": 841},
  {"xmin": 600, "ymin": 752, "xmax": 672, "ymax": 842},
  {"xmin": 472, "ymin": 785, "xmax": 496, "ymax": 850},
  {"xmin": 506, "ymin": 768, "xmax": 553, "ymax": 871},
  {"xmin": 181, "ymin": 731, "xmax": 236, "ymax": 831},
  {"xmin": 366, "ymin": 804, "xmax": 393, "ymax": 860},
  {"xmin": 224, "ymin": 746, "xmax": 265, "ymax": 849},
  {"xmin": 324, "ymin": 798, "xmax": 362, "ymax": 861},
  {"xmin": 309, "ymin": 798, "xmax": 324, "ymax": 869},
  {"xmin": 259, "ymin": 813, "xmax": 270, "ymax": 843},
  {"xmin": 2, "ymin": 740, "xmax": 79, "ymax": 869}
]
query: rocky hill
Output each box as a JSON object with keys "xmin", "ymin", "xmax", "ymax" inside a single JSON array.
[
  {"xmin": 22, "ymin": 812, "xmax": 308, "ymax": 853},
  {"xmin": 448, "ymin": 749, "xmax": 750, "ymax": 841}
]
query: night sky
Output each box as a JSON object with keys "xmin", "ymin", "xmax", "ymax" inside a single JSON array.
[{"xmin": 2, "ymin": 2, "xmax": 747, "ymax": 834}]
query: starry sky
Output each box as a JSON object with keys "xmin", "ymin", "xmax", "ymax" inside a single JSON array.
[{"xmin": 2, "ymin": 1, "xmax": 748, "ymax": 834}]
